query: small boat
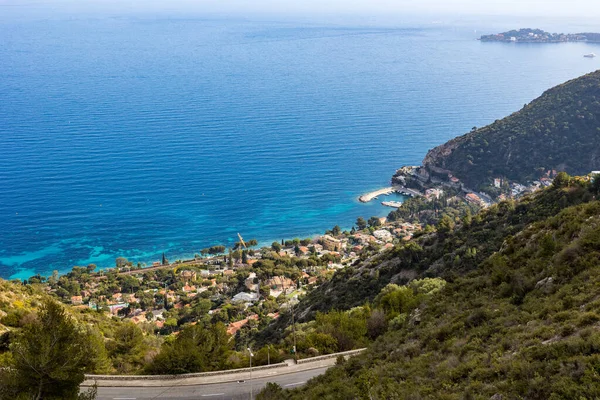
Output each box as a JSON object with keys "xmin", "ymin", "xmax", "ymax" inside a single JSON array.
[{"xmin": 584, "ymin": 53, "xmax": 596, "ymax": 58}]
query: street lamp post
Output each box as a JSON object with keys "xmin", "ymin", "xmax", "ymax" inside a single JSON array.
[
  {"xmin": 248, "ymin": 347, "xmax": 254, "ymax": 400},
  {"xmin": 291, "ymin": 303, "xmax": 298, "ymax": 362}
]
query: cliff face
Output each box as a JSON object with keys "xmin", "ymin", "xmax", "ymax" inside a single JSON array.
[{"xmin": 422, "ymin": 70, "xmax": 600, "ymax": 190}]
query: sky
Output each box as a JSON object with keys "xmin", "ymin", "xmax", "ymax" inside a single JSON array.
[{"xmin": 2, "ymin": 0, "xmax": 600, "ymax": 19}]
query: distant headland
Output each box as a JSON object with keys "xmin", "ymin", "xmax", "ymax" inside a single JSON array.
[{"xmin": 480, "ymin": 28, "xmax": 600, "ymax": 43}]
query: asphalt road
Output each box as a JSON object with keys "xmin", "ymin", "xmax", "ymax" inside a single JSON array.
[{"xmin": 95, "ymin": 366, "xmax": 328, "ymax": 400}]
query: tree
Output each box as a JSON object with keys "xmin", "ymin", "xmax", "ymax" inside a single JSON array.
[
  {"xmin": 438, "ymin": 214, "xmax": 455, "ymax": 235},
  {"xmin": 331, "ymin": 225, "xmax": 341, "ymax": 236},
  {"xmin": 227, "ymin": 248, "xmax": 234, "ymax": 268},
  {"xmin": 2, "ymin": 298, "xmax": 106, "ymax": 399},
  {"xmin": 271, "ymin": 242, "xmax": 282, "ymax": 252},
  {"xmin": 257, "ymin": 382, "xmax": 284, "ymax": 400},
  {"xmin": 164, "ymin": 318, "xmax": 178, "ymax": 332},
  {"xmin": 111, "ymin": 322, "xmax": 144, "ymax": 356},
  {"xmin": 147, "ymin": 323, "xmax": 230, "ymax": 374},
  {"xmin": 366, "ymin": 309, "xmax": 387, "ymax": 340},
  {"xmin": 591, "ymin": 173, "xmax": 600, "ymax": 194},
  {"xmin": 356, "ymin": 217, "xmax": 367, "ymax": 230},
  {"xmin": 115, "ymin": 257, "xmax": 130, "ymax": 269},
  {"xmin": 368, "ymin": 216, "xmax": 381, "ymax": 228},
  {"xmin": 553, "ymin": 171, "xmax": 571, "ymax": 188}
]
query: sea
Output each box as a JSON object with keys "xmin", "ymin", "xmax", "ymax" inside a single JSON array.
[{"xmin": 1, "ymin": 8, "xmax": 599, "ymax": 279}]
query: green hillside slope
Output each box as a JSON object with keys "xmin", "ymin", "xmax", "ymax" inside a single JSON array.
[
  {"xmin": 423, "ymin": 70, "xmax": 600, "ymax": 190},
  {"xmin": 262, "ymin": 176, "xmax": 600, "ymax": 399}
]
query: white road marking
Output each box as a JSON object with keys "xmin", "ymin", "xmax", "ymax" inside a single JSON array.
[
  {"xmin": 113, "ymin": 398, "xmax": 136, "ymax": 400},
  {"xmin": 201, "ymin": 394, "xmax": 225, "ymax": 397},
  {"xmin": 284, "ymin": 381, "xmax": 306, "ymax": 387}
]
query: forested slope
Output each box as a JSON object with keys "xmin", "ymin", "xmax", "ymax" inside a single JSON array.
[
  {"xmin": 423, "ymin": 70, "xmax": 600, "ymax": 189},
  {"xmin": 263, "ymin": 176, "xmax": 600, "ymax": 399}
]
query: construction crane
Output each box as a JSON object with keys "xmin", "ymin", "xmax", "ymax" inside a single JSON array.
[
  {"xmin": 235, "ymin": 233, "xmax": 249, "ymax": 266},
  {"xmin": 236, "ymin": 233, "xmax": 248, "ymax": 250}
]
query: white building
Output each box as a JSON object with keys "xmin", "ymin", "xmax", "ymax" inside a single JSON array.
[
  {"xmin": 373, "ymin": 229, "xmax": 393, "ymax": 242},
  {"xmin": 232, "ymin": 292, "xmax": 259, "ymax": 303}
]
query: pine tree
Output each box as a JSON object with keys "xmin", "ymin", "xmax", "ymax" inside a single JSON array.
[{"xmin": 1, "ymin": 298, "xmax": 106, "ymax": 399}]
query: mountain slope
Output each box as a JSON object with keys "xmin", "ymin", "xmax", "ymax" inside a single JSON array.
[
  {"xmin": 257, "ymin": 176, "xmax": 592, "ymax": 348},
  {"xmin": 423, "ymin": 70, "xmax": 600, "ymax": 190},
  {"xmin": 275, "ymin": 178, "xmax": 600, "ymax": 399}
]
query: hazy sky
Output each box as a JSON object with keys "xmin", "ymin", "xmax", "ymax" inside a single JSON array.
[{"xmin": 3, "ymin": 0, "xmax": 599, "ymax": 18}]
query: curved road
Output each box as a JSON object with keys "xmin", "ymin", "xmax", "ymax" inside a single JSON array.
[{"xmin": 95, "ymin": 367, "xmax": 328, "ymax": 400}]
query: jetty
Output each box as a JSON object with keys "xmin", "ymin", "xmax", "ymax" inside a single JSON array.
[
  {"xmin": 359, "ymin": 187, "xmax": 397, "ymax": 203},
  {"xmin": 382, "ymin": 201, "xmax": 403, "ymax": 208},
  {"xmin": 359, "ymin": 185, "xmax": 422, "ymax": 203}
]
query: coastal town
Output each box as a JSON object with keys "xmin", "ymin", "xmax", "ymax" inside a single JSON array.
[
  {"xmin": 33, "ymin": 160, "xmax": 570, "ymax": 345},
  {"xmin": 479, "ymin": 28, "xmax": 600, "ymax": 43},
  {"xmin": 24, "ymin": 214, "xmax": 422, "ymax": 345},
  {"xmin": 361, "ymin": 164, "xmax": 561, "ymax": 214},
  {"xmin": 15, "ymin": 156, "xmax": 572, "ymax": 351}
]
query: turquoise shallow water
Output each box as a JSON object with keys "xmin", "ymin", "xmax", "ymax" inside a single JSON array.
[{"xmin": 1, "ymin": 13, "xmax": 599, "ymax": 279}]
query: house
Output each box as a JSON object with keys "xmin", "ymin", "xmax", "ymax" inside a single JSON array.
[
  {"xmin": 227, "ymin": 314, "xmax": 259, "ymax": 336},
  {"xmin": 223, "ymin": 269, "xmax": 234, "ymax": 276},
  {"xmin": 425, "ymin": 188, "xmax": 443, "ymax": 200},
  {"xmin": 151, "ymin": 309, "xmax": 166, "ymax": 321},
  {"xmin": 71, "ymin": 296, "xmax": 83, "ymax": 305},
  {"xmin": 232, "ymin": 292, "xmax": 259, "ymax": 303},
  {"xmin": 312, "ymin": 244, "xmax": 324, "ymax": 253},
  {"xmin": 307, "ymin": 276, "xmax": 318, "ymax": 285},
  {"xmin": 245, "ymin": 273, "xmax": 258, "ymax": 291},
  {"xmin": 130, "ymin": 314, "xmax": 147, "ymax": 324},
  {"xmin": 465, "ymin": 193, "xmax": 484, "ymax": 206},
  {"xmin": 321, "ymin": 235, "xmax": 343, "ymax": 251},
  {"xmin": 264, "ymin": 276, "xmax": 296, "ymax": 292},
  {"xmin": 125, "ymin": 294, "xmax": 138, "ymax": 303},
  {"xmin": 373, "ymin": 229, "xmax": 393, "ymax": 242},
  {"xmin": 180, "ymin": 270, "xmax": 197, "ymax": 281},
  {"xmin": 298, "ymin": 246, "xmax": 310, "ymax": 255},
  {"xmin": 108, "ymin": 303, "xmax": 129, "ymax": 315},
  {"xmin": 182, "ymin": 283, "xmax": 197, "ymax": 293}
]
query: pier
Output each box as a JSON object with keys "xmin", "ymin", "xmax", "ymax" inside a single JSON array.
[
  {"xmin": 359, "ymin": 185, "xmax": 422, "ymax": 203},
  {"xmin": 359, "ymin": 187, "xmax": 397, "ymax": 203}
]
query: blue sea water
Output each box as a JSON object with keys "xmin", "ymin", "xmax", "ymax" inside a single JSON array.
[{"xmin": 1, "ymin": 12, "xmax": 599, "ymax": 279}]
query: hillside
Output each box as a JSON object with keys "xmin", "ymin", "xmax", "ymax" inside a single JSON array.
[
  {"xmin": 0, "ymin": 280, "xmax": 45, "ymax": 334},
  {"xmin": 258, "ymin": 173, "xmax": 592, "ymax": 343},
  {"xmin": 263, "ymin": 176, "xmax": 600, "ymax": 399},
  {"xmin": 423, "ymin": 70, "xmax": 600, "ymax": 191}
]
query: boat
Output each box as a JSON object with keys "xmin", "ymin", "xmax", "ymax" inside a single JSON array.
[{"xmin": 584, "ymin": 53, "xmax": 596, "ymax": 58}]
